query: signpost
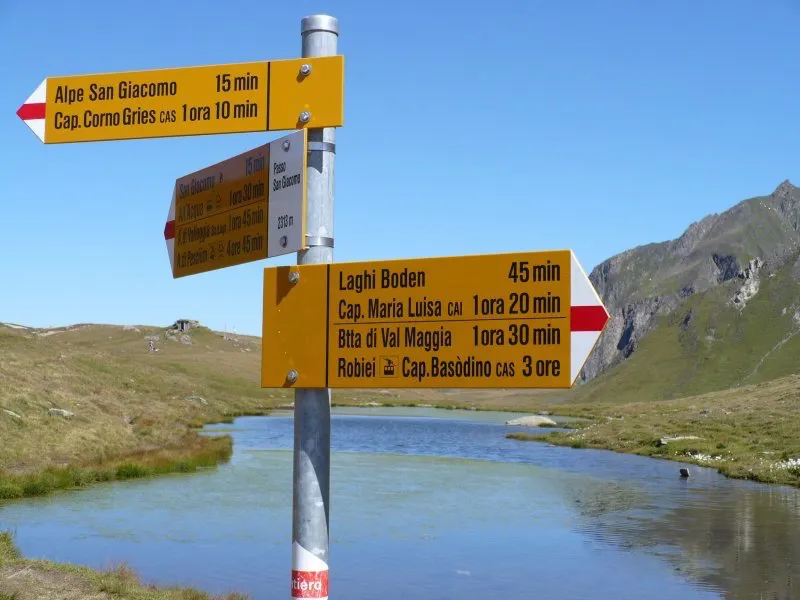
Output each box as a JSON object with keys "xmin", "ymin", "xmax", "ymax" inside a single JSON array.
[
  {"xmin": 289, "ymin": 15, "xmax": 337, "ymax": 600},
  {"xmin": 16, "ymin": 14, "xmax": 347, "ymax": 600},
  {"xmin": 261, "ymin": 250, "xmax": 610, "ymax": 390},
  {"xmin": 164, "ymin": 129, "xmax": 307, "ymax": 278},
  {"xmin": 16, "ymin": 56, "xmax": 344, "ymax": 144},
  {"xmin": 16, "ymin": 13, "xmax": 616, "ymax": 600}
]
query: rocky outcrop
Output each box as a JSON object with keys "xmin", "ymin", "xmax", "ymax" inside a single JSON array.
[
  {"xmin": 655, "ymin": 435, "xmax": 702, "ymax": 447},
  {"xmin": 47, "ymin": 408, "xmax": 74, "ymax": 418},
  {"xmin": 505, "ymin": 415, "xmax": 557, "ymax": 427},
  {"xmin": 730, "ymin": 258, "xmax": 763, "ymax": 310}
]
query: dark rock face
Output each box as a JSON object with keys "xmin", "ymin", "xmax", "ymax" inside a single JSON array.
[{"xmin": 713, "ymin": 254, "xmax": 740, "ymax": 282}]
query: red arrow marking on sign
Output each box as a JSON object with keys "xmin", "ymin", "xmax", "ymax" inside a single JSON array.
[
  {"xmin": 16, "ymin": 103, "xmax": 46, "ymax": 121},
  {"xmin": 570, "ymin": 305, "xmax": 609, "ymax": 332},
  {"xmin": 164, "ymin": 220, "xmax": 175, "ymax": 240}
]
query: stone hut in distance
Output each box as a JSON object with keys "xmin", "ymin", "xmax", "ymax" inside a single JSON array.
[{"xmin": 171, "ymin": 319, "xmax": 199, "ymax": 333}]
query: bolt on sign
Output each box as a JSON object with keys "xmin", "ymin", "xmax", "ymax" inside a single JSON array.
[
  {"xmin": 16, "ymin": 56, "xmax": 344, "ymax": 144},
  {"xmin": 261, "ymin": 250, "xmax": 610, "ymax": 389},
  {"xmin": 164, "ymin": 129, "xmax": 307, "ymax": 278}
]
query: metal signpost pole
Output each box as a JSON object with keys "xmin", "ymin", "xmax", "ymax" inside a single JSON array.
[{"xmin": 291, "ymin": 13, "xmax": 337, "ymax": 600}]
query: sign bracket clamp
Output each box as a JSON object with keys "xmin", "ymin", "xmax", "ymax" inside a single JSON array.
[
  {"xmin": 308, "ymin": 141, "xmax": 336, "ymax": 154},
  {"xmin": 305, "ymin": 235, "xmax": 334, "ymax": 248}
]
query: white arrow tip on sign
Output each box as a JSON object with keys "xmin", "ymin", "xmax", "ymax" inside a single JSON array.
[
  {"xmin": 570, "ymin": 251, "xmax": 609, "ymax": 384},
  {"xmin": 16, "ymin": 80, "xmax": 47, "ymax": 142}
]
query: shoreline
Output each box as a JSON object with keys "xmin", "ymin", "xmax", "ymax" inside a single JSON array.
[
  {"xmin": 0, "ymin": 402, "xmax": 525, "ymax": 506},
  {"xmin": 508, "ymin": 429, "xmax": 800, "ymax": 488},
  {"xmin": 504, "ymin": 394, "xmax": 800, "ymax": 489},
  {"xmin": 0, "ymin": 409, "xmax": 271, "ymax": 503},
  {"xmin": 0, "ymin": 411, "xmax": 269, "ymax": 598},
  {"xmin": 5, "ymin": 396, "xmax": 800, "ymax": 503},
  {"xmin": 333, "ymin": 400, "xmax": 800, "ymax": 489},
  {"xmin": 194, "ymin": 399, "xmax": 800, "ymax": 490}
]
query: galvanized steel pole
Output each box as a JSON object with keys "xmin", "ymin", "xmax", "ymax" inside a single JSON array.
[{"xmin": 291, "ymin": 13, "xmax": 337, "ymax": 600}]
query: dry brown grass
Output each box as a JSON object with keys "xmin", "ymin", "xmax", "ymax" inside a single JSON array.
[{"xmin": 0, "ymin": 323, "xmax": 281, "ymax": 472}]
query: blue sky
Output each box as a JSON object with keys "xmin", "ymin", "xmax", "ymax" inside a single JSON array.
[{"xmin": 1, "ymin": 0, "xmax": 799, "ymax": 336}]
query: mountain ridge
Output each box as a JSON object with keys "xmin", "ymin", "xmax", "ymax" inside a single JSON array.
[{"xmin": 575, "ymin": 179, "xmax": 800, "ymax": 401}]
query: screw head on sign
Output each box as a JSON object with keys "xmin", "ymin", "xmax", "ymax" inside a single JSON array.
[
  {"xmin": 299, "ymin": 111, "xmax": 311, "ymax": 124},
  {"xmin": 288, "ymin": 271, "xmax": 300, "ymax": 284},
  {"xmin": 299, "ymin": 63, "xmax": 312, "ymax": 76},
  {"xmin": 283, "ymin": 140, "xmax": 290, "ymax": 152},
  {"xmin": 287, "ymin": 369, "xmax": 299, "ymax": 383}
]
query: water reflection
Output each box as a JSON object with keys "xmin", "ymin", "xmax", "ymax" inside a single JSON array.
[{"xmin": 584, "ymin": 482, "xmax": 800, "ymax": 599}]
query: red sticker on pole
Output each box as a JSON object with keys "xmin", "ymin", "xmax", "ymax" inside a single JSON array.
[{"xmin": 291, "ymin": 570, "xmax": 328, "ymax": 598}]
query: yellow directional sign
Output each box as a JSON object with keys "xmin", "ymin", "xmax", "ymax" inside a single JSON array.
[
  {"xmin": 17, "ymin": 56, "xmax": 344, "ymax": 144},
  {"xmin": 261, "ymin": 251, "xmax": 610, "ymax": 390},
  {"xmin": 165, "ymin": 129, "xmax": 307, "ymax": 278}
]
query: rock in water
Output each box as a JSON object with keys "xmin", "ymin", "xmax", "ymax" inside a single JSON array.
[{"xmin": 505, "ymin": 415, "xmax": 557, "ymax": 427}]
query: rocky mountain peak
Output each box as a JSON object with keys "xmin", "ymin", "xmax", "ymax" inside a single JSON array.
[
  {"xmin": 771, "ymin": 180, "xmax": 800, "ymax": 232},
  {"xmin": 773, "ymin": 179, "xmax": 798, "ymax": 200}
]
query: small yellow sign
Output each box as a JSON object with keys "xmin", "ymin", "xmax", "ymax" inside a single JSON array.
[
  {"xmin": 25, "ymin": 56, "xmax": 343, "ymax": 144},
  {"xmin": 262, "ymin": 251, "xmax": 610, "ymax": 390},
  {"xmin": 167, "ymin": 129, "xmax": 307, "ymax": 278}
]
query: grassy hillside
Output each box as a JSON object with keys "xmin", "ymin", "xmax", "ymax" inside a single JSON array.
[
  {"xmin": 573, "ymin": 251, "xmax": 800, "ymax": 404},
  {"xmin": 0, "ymin": 322, "xmax": 281, "ymax": 473}
]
